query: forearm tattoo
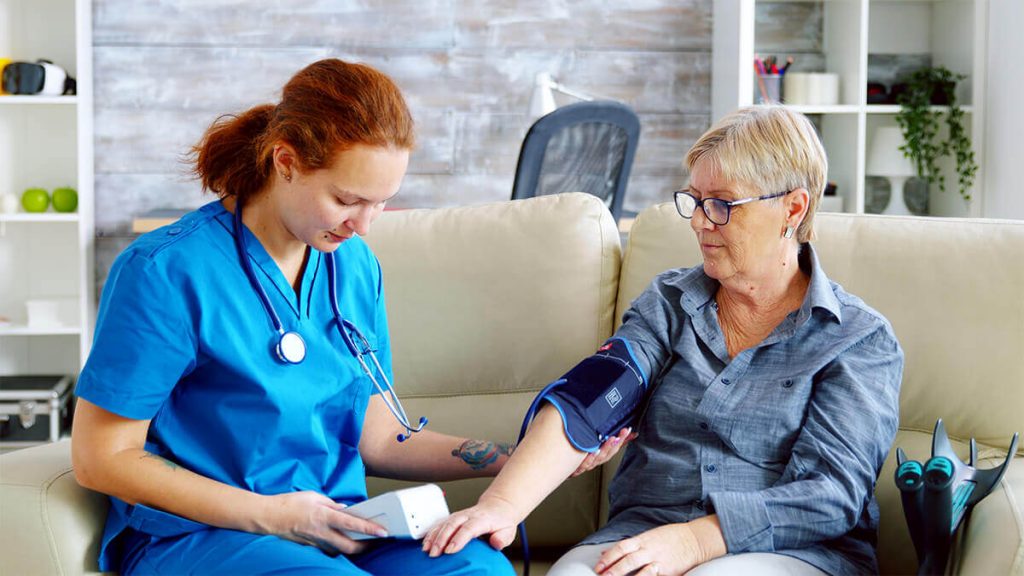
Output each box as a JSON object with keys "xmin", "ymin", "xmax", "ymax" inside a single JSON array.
[
  {"xmin": 452, "ymin": 440, "xmax": 515, "ymax": 470},
  {"xmin": 140, "ymin": 452, "xmax": 180, "ymax": 470}
]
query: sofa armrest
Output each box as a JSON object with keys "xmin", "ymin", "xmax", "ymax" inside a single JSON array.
[
  {"xmin": 0, "ymin": 440, "xmax": 110, "ymax": 575},
  {"xmin": 954, "ymin": 456, "xmax": 1024, "ymax": 575}
]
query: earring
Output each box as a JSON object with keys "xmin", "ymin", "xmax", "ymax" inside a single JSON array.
[
  {"xmin": 281, "ymin": 172, "xmax": 292, "ymax": 183},
  {"xmin": 783, "ymin": 226, "xmax": 795, "ymax": 239}
]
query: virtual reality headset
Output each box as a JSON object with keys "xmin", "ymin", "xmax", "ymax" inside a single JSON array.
[{"xmin": 2, "ymin": 60, "xmax": 77, "ymax": 96}]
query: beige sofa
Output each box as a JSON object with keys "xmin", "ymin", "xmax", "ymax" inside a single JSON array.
[{"xmin": 1, "ymin": 193, "xmax": 1021, "ymax": 575}]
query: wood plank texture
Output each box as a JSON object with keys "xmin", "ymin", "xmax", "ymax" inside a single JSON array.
[{"xmin": 92, "ymin": 0, "xmax": 815, "ymax": 289}]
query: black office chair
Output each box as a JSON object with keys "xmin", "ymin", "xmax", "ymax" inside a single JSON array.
[{"xmin": 511, "ymin": 101, "xmax": 641, "ymax": 223}]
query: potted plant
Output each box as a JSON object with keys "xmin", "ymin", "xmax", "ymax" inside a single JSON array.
[{"xmin": 894, "ymin": 66, "xmax": 978, "ymax": 202}]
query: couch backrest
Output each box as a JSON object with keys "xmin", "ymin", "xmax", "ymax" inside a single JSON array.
[
  {"xmin": 362, "ymin": 193, "xmax": 622, "ymax": 547},
  {"xmin": 617, "ymin": 204, "xmax": 1024, "ymax": 448}
]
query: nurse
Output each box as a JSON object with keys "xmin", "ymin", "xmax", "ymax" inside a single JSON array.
[{"xmin": 71, "ymin": 59, "xmax": 519, "ymax": 575}]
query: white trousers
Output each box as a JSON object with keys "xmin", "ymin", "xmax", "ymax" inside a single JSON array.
[{"xmin": 547, "ymin": 542, "xmax": 827, "ymax": 576}]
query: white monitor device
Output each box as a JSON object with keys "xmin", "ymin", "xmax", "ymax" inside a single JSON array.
[{"xmin": 343, "ymin": 484, "xmax": 450, "ymax": 541}]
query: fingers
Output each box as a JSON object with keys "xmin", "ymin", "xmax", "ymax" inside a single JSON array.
[
  {"xmin": 572, "ymin": 452, "xmax": 598, "ymax": 477},
  {"xmin": 575, "ymin": 427, "xmax": 635, "ymax": 476},
  {"xmin": 424, "ymin": 512, "xmax": 471, "ymax": 557},
  {"xmin": 437, "ymin": 515, "xmax": 490, "ymax": 556},
  {"xmin": 636, "ymin": 562, "xmax": 661, "ymax": 576},
  {"xmin": 328, "ymin": 510, "xmax": 389, "ymax": 539},
  {"xmin": 594, "ymin": 538, "xmax": 641, "ymax": 575}
]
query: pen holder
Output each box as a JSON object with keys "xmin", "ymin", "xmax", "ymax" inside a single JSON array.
[{"xmin": 756, "ymin": 74, "xmax": 782, "ymax": 104}]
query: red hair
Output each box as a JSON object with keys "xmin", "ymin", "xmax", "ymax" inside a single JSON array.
[{"xmin": 191, "ymin": 59, "xmax": 415, "ymax": 202}]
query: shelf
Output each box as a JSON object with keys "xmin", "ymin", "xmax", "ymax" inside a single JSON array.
[
  {"xmin": 0, "ymin": 96, "xmax": 79, "ymax": 106},
  {"xmin": 782, "ymin": 104, "xmax": 862, "ymax": 115},
  {"xmin": 866, "ymin": 105, "xmax": 975, "ymax": 114},
  {"xmin": 0, "ymin": 325, "xmax": 82, "ymax": 336},
  {"xmin": 0, "ymin": 212, "xmax": 81, "ymax": 223}
]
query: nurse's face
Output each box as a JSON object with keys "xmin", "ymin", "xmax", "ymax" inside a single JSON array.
[{"xmin": 275, "ymin": 143, "xmax": 409, "ymax": 252}]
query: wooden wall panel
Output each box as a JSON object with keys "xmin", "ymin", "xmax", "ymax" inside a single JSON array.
[{"xmin": 91, "ymin": 0, "xmax": 800, "ymax": 289}]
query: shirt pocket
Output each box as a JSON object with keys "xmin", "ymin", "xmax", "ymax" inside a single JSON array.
[{"xmin": 724, "ymin": 376, "xmax": 813, "ymax": 470}]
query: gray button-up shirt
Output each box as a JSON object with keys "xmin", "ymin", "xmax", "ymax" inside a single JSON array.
[{"xmin": 581, "ymin": 244, "xmax": 903, "ymax": 575}]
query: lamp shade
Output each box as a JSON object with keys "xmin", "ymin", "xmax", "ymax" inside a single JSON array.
[{"xmin": 867, "ymin": 126, "xmax": 916, "ymax": 177}]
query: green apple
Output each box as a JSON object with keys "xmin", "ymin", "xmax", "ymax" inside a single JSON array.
[
  {"xmin": 21, "ymin": 187, "xmax": 50, "ymax": 213},
  {"xmin": 52, "ymin": 186, "xmax": 78, "ymax": 213}
]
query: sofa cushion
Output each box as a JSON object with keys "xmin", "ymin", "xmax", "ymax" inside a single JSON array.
[
  {"xmin": 363, "ymin": 193, "xmax": 622, "ymax": 547},
  {"xmin": 0, "ymin": 439, "xmax": 109, "ymax": 576}
]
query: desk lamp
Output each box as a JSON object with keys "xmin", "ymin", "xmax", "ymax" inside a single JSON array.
[
  {"xmin": 867, "ymin": 126, "xmax": 917, "ymax": 216},
  {"xmin": 528, "ymin": 72, "xmax": 599, "ymax": 118}
]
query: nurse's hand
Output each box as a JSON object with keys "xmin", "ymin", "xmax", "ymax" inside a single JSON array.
[
  {"xmin": 262, "ymin": 491, "xmax": 388, "ymax": 555},
  {"xmin": 421, "ymin": 495, "xmax": 520, "ymax": 557},
  {"xmin": 571, "ymin": 427, "xmax": 637, "ymax": 477}
]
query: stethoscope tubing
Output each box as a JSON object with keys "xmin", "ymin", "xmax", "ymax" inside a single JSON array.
[{"xmin": 233, "ymin": 201, "xmax": 426, "ymax": 439}]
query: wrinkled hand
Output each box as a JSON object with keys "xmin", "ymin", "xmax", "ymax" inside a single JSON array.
[
  {"xmin": 594, "ymin": 524, "xmax": 704, "ymax": 576},
  {"xmin": 263, "ymin": 491, "xmax": 388, "ymax": 556},
  {"xmin": 422, "ymin": 496, "xmax": 520, "ymax": 557},
  {"xmin": 572, "ymin": 427, "xmax": 638, "ymax": 477}
]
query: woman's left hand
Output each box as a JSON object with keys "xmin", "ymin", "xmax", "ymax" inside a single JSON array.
[
  {"xmin": 593, "ymin": 523, "xmax": 706, "ymax": 576},
  {"xmin": 571, "ymin": 427, "xmax": 637, "ymax": 477}
]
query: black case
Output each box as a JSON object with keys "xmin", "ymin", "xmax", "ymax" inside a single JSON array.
[{"xmin": 0, "ymin": 375, "xmax": 74, "ymax": 447}]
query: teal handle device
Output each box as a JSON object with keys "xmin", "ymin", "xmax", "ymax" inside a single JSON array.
[{"xmin": 895, "ymin": 419, "xmax": 1019, "ymax": 576}]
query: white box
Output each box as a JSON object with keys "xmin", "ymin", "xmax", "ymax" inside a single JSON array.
[
  {"xmin": 343, "ymin": 484, "xmax": 450, "ymax": 541},
  {"xmin": 820, "ymin": 196, "xmax": 845, "ymax": 213},
  {"xmin": 25, "ymin": 298, "xmax": 77, "ymax": 328}
]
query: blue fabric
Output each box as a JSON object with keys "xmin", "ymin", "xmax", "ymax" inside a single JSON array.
[
  {"xmin": 580, "ymin": 244, "xmax": 903, "ymax": 576},
  {"xmin": 75, "ymin": 201, "xmax": 392, "ymax": 572},
  {"xmin": 120, "ymin": 528, "xmax": 515, "ymax": 575},
  {"xmin": 541, "ymin": 337, "xmax": 648, "ymax": 452}
]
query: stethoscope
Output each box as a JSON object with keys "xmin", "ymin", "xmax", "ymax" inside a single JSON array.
[{"xmin": 232, "ymin": 202, "xmax": 427, "ymax": 441}]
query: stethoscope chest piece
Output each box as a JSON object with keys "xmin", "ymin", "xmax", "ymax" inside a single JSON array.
[{"xmin": 276, "ymin": 331, "xmax": 307, "ymax": 364}]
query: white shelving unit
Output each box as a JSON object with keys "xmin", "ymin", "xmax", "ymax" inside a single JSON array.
[
  {"xmin": 0, "ymin": 0, "xmax": 94, "ymax": 382},
  {"xmin": 713, "ymin": 0, "xmax": 986, "ymax": 217}
]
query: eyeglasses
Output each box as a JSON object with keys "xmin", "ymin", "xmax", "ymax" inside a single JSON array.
[{"xmin": 673, "ymin": 188, "xmax": 791, "ymax": 226}]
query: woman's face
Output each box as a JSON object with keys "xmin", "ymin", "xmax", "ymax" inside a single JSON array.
[
  {"xmin": 687, "ymin": 158, "xmax": 792, "ymax": 285},
  {"xmin": 275, "ymin": 143, "xmax": 409, "ymax": 253}
]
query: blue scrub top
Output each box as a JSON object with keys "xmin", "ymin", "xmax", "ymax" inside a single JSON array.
[{"xmin": 76, "ymin": 201, "xmax": 390, "ymax": 571}]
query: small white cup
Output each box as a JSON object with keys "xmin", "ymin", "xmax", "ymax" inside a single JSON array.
[
  {"xmin": 784, "ymin": 73, "xmax": 840, "ymax": 105},
  {"xmin": 0, "ymin": 193, "xmax": 19, "ymax": 214},
  {"xmin": 25, "ymin": 298, "xmax": 77, "ymax": 328}
]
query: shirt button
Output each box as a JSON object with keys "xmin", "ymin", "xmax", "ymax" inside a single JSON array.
[
  {"xmin": 167, "ymin": 227, "xmax": 182, "ymax": 236},
  {"xmin": 699, "ymin": 422, "xmax": 709, "ymax": 430},
  {"xmin": 721, "ymin": 378, "xmax": 731, "ymax": 385},
  {"xmin": 782, "ymin": 380, "xmax": 794, "ymax": 388},
  {"xmin": 705, "ymin": 464, "xmax": 717, "ymax": 473}
]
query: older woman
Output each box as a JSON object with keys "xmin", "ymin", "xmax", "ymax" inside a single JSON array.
[{"xmin": 424, "ymin": 106, "xmax": 903, "ymax": 576}]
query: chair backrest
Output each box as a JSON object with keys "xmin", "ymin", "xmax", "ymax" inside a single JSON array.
[{"xmin": 511, "ymin": 100, "xmax": 641, "ymax": 223}]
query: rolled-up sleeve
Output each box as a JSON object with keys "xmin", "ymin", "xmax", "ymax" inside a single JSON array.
[
  {"xmin": 710, "ymin": 324, "xmax": 903, "ymax": 552},
  {"xmin": 613, "ymin": 272, "xmax": 684, "ymax": 383}
]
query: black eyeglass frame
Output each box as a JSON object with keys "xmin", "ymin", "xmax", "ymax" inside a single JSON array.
[{"xmin": 673, "ymin": 188, "xmax": 792, "ymax": 225}]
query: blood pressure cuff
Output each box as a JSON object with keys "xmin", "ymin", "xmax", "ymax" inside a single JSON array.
[
  {"xmin": 2, "ymin": 60, "xmax": 75, "ymax": 96},
  {"xmin": 538, "ymin": 337, "xmax": 648, "ymax": 453}
]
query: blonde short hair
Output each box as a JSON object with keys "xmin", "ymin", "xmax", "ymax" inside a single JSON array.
[{"xmin": 685, "ymin": 106, "xmax": 827, "ymax": 242}]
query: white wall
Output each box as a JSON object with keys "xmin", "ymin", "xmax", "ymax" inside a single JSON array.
[{"xmin": 984, "ymin": 1, "xmax": 1024, "ymax": 220}]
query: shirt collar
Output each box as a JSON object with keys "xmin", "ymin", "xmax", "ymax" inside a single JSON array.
[{"xmin": 675, "ymin": 243, "xmax": 842, "ymax": 325}]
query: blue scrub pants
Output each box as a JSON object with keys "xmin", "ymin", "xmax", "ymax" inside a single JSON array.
[{"xmin": 121, "ymin": 528, "xmax": 516, "ymax": 575}]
